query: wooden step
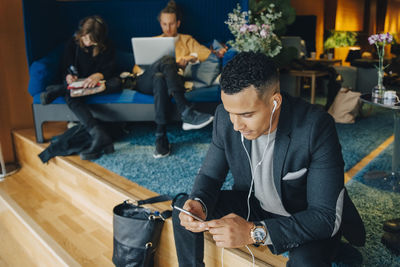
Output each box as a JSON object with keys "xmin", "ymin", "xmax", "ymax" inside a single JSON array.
[
  {"xmin": 0, "ymin": 182, "xmax": 79, "ymax": 266},
  {"xmin": 10, "ymin": 127, "xmax": 287, "ymax": 266}
]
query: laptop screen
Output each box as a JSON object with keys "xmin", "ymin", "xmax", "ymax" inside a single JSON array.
[{"xmin": 131, "ymin": 37, "xmax": 176, "ymax": 66}]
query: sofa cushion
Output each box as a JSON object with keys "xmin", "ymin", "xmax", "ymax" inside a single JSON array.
[
  {"xmin": 184, "ymin": 53, "xmax": 221, "ymax": 86},
  {"xmin": 33, "ymin": 90, "xmax": 138, "ymax": 104},
  {"xmin": 28, "ymin": 45, "xmax": 64, "ymax": 97},
  {"xmin": 32, "ymin": 86, "xmax": 221, "ymax": 105}
]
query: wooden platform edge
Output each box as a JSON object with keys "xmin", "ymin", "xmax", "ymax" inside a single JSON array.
[
  {"xmin": 12, "ymin": 128, "xmax": 287, "ymax": 267},
  {"xmin": 0, "ymin": 188, "xmax": 80, "ymax": 267}
]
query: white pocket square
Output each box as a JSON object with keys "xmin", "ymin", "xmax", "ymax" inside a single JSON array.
[{"xmin": 282, "ymin": 168, "xmax": 308, "ymax": 181}]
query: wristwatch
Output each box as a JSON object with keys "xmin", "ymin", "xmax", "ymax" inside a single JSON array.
[{"xmin": 250, "ymin": 222, "xmax": 267, "ymax": 245}]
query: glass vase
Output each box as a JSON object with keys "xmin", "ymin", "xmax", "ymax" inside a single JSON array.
[{"xmin": 372, "ymin": 68, "xmax": 385, "ymax": 103}]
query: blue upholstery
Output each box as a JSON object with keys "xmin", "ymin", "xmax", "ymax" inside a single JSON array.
[
  {"xmin": 23, "ymin": 0, "xmax": 248, "ymax": 104},
  {"xmin": 222, "ymin": 48, "xmax": 238, "ymax": 66},
  {"xmin": 23, "ymin": 0, "xmax": 247, "ymax": 143},
  {"xmin": 22, "ymin": 0, "xmax": 248, "ymax": 66},
  {"xmin": 32, "ymin": 86, "xmax": 221, "ymax": 105},
  {"xmin": 27, "ymin": 45, "xmax": 64, "ymax": 96}
]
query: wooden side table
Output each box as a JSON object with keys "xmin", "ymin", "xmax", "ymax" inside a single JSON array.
[{"xmin": 288, "ymin": 70, "xmax": 329, "ymax": 104}]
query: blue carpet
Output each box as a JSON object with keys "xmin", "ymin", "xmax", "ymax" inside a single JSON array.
[
  {"xmin": 94, "ymin": 123, "xmax": 234, "ymax": 196},
  {"xmin": 94, "ymin": 107, "xmax": 394, "ymax": 196},
  {"xmin": 92, "ymin": 107, "xmax": 399, "ymax": 266},
  {"xmin": 336, "ymin": 108, "xmax": 393, "ymax": 172},
  {"xmin": 345, "ymin": 144, "xmax": 400, "ymax": 266}
]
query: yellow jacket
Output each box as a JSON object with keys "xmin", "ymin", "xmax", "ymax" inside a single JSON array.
[
  {"xmin": 133, "ymin": 34, "xmax": 211, "ymax": 74},
  {"xmin": 174, "ymin": 34, "xmax": 211, "ymax": 62}
]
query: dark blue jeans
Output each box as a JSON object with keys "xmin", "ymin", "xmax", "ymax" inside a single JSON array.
[
  {"xmin": 172, "ymin": 191, "xmax": 341, "ymax": 267},
  {"xmin": 64, "ymin": 76, "xmax": 122, "ymax": 129},
  {"xmin": 135, "ymin": 55, "xmax": 187, "ymax": 125}
]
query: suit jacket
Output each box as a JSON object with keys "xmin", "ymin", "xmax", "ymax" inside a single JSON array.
[{"xmin": 190, "ymin": 93, "xmax": 365, "ymax": 254}]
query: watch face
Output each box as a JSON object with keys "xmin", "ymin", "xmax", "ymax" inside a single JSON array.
[{"xmin": 254, "ymin": 227, "xmax": 266, "ymax": 242}]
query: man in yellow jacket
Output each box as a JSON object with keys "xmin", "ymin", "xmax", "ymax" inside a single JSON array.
[{"xmin": 134, "ymin": 0, "xmax": 220, "ymax": 158}]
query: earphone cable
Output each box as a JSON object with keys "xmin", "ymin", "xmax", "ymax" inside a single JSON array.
[{"xmin": 221, "ymin": 101, "xmax": 276, "ymax": 267}]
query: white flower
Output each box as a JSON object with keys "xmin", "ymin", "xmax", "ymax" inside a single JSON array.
[
  {"xmin": 225, "ymin": 4, "xmax": 282, "ymax": 57},
  {"xmin": 260, "ymin": 29, "xmax": 267, "ymax": 38}
]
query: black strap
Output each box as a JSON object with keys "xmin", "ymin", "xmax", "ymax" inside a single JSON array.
[
  {"xmin": 160, "ymin": 210, "xmax": 172, "ymax": 220},
  {"xmin": 133, "ymin": 193, "xmax": 187, "ymax": 220},
  {"xmin": 136, "ymin": 194, "xmax": 172, "ymax": 206}
]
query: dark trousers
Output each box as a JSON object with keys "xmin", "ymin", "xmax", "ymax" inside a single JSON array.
[
  {"xmin": 48, "ymin": 77, "xmax": 121, "ymax": 129},
  {"xmin": 135, "ymin": 55, "xmax": 187, "ymax": 125},
  {"xmin": 172, "ymin": 191, "xmax": 341, "ymax": 267}
]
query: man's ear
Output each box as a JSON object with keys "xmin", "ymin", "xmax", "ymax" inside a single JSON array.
[
  {"xmin": 272, "ymin": 93, "xmax": 282, "ymax": 109},
  {"xmin": 177, "ymin": 20, "xmax": 181, "ymax": 29}
]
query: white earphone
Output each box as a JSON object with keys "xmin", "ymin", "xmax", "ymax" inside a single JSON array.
[
  {"xmin": 231, "ymin": 98, "xmax": 279, "ymax": 267},
  {"xmin": 272, "ymin": 99, "xmax": 277, "ymax": 113}
]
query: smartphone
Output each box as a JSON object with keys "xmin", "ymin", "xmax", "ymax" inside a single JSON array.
[{"xmin": 173, "ymin": 205, "xmax": 205, "ymax": 222}]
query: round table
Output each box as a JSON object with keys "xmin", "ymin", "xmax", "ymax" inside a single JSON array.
[{"xmin": 360, "ymin": 93, "xmax": 400, "ymax": 191}]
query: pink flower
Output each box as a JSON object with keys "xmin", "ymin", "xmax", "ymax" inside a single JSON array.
[
  {"xmin": 368, "ymin": 34, "xmax": 378, "ymax": 45},
  {"xmin": 261, "ymin": 24, "xmax": 270, "ymax": 30},
  {"xmin": 386, "ymin": 32, "xmax": 393, "ymax": 43},
  {"xmin": 239, "ymin": 24, "xmax": 248, "ymax": 34},
  {"xmin": 369, "ymin": 32, "xmax": 394, "ymax": 45},
  {"xmin": 248, "ymin": 24, "xmax": 258, "ymax": 32}
]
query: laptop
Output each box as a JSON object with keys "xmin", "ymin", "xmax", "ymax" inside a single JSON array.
[{"xmin": 131, "ymin": 37, "xmax": 176, "ymax": 66}]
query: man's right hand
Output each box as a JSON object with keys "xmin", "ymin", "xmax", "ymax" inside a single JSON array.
[
  {"xmin": 179, "ymin": 199, "xmax": 207, "ymax": 233},
  {"xmin": 177, "ymin": 55, "xmax": 197, "ymax": 69},
  {"xmin": 66, "ymin": 74, "xmax": 78, "ymax": 85}
]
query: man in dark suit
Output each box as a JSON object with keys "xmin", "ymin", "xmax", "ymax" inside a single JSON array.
[{"xmin": 172, "ymin": 52, "xmax": 365, "ymax": 266}]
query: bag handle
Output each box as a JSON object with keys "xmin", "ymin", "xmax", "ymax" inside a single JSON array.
[
  {"xmin": 129, "ymin": 193, "xmax": 184, "ymax": 221},
  {"xmin": 136, "ymin": 194, "xmax": 172, "ymax": 206},
  {"xmin": 128, "ymin": 193, "xmax": 189, "ymax": 220}
]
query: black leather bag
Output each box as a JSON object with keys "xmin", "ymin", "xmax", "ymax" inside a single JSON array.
[{"xmin": 112, "ymin": 195, "xmax": 172, "ymax": 267}]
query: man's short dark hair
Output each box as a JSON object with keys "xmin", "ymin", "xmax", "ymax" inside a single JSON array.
[{"xmin": 220, "ymin": 52, "xmax": 279, "ymax": 97}]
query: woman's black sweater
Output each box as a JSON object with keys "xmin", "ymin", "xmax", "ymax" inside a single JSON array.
[{"xmin": 62, "ymin": 37, "xmax": 117, "ymax": 80}]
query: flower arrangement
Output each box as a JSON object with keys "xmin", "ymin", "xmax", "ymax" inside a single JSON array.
[
  {"xmin": 368, "ymin": 32, "xmax": 393, "ymax": 95},
  {"xmin": 225, "ymin": 4, "xmax": 282, "ymax": 57}
]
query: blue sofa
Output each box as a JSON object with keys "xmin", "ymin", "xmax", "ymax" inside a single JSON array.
[{"xmin": 23, "ymin": 0, "xmax": 247, "ymax": 142}]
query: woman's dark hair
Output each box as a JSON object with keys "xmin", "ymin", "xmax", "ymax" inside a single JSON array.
[
  {"xmin": 220, "ymin": 52, "xmax": 280, "ymax": 98},
  {"xmin": 158, "ymin": 0, "xmax": 182, "ymax": 22},
  {"xmin": 75, "ymin": 15, "xmax": 108, "ymax": 57}
]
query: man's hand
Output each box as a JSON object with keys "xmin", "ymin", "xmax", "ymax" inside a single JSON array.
[
  {"xmin": 82, "ymin": 73, "xmax": 104, "ymax": 88},
  {"xmin": 179, "ymin": 199, "xmax": 207, "ymax": 233},
  {"xmin": 177, "ymin": 55, "xmax": 197, "ymax": 69},
  {"xmin": 215, "ymin": 47, "xmax": 227, "ymax": 58},
  {"xmin": 66, "ymin": 74, "xmax": 78, "ymax": 85},
  {"xmin": 206, "ymin": 213, "xmax": 254, "ymax": 248}
]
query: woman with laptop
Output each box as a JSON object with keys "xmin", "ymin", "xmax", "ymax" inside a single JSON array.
[
  {"xmin": 40, "ymin": 16, "xmax": 121, "ymax": 160},
  {"xmin": 133, "ymin": 0, "xmax": 223, "ymax": 158}
]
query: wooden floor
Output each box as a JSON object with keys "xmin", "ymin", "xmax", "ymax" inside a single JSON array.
[{"xmin": 0, "ymin": 125, "xmax": 288, "ymax": 267}]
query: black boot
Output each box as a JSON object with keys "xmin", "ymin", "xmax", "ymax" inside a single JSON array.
[
  {"xmin": 383, "ymin": 218, "xmax": 400, "ymax": 233},
  {"xmin": 41, "ymin": 84, "xmax": 66, "ymax": 104},
  {"xmin": 381, "ymin": 232, "xmax": 400, "ymax": 255},
  {"xmin": 80, "ymin": 125, "xmax": 114, "ymax": 160}
]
